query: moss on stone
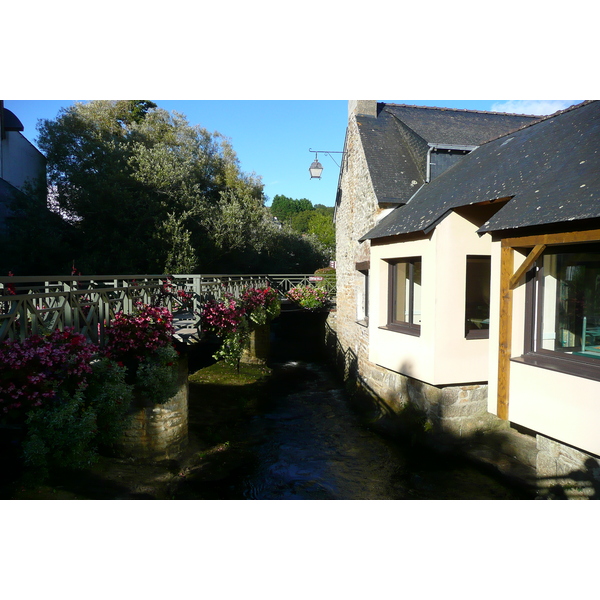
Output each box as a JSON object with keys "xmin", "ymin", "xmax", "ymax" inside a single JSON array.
[{"xmin": 188, "ymin": 360, "xmax": 272, "ymax": 387}]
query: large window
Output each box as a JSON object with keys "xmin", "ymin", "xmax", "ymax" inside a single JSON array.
[
  {"xmin": 465, "ymin": 256, "xmax": 491, "ymax": 339},
  {"xmin": 387, "ymin": 258, "xmax": 421, "ymax": 335},
  {"xmin": 522, "ymin": 243, "xmax": 600, "ymax": 379}
]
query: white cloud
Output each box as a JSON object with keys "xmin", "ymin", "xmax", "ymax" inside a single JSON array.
[{"xmin": 490, "ymin": 100, "xmax": 580, "ymax": 116}]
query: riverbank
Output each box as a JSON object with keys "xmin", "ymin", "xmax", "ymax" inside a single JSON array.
[
  {"xmin": 1, "ymin": 345, "xmax": 533, "ymax": 499},
  {"xmin": 0, "ymin": 356, "xmax": 270, "ymax": 500}
]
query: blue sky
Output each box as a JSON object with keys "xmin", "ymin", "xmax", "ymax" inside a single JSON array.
[{"xmin": 3, "ymin": 99, "xmax": 581, "ymax": 208}]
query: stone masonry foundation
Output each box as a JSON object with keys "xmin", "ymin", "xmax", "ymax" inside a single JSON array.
[{"xmin": 113, "ymin": 354, "xmax": 189, "ymax": 460}]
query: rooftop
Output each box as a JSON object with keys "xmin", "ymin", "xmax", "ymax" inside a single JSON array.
[
  {"xmin": 361, "ymin": 101, "xmax": 600, "ymax": 240},
  {"xmin": 355, "ymin": 103, "xmax": 540, "ymax": 206}
]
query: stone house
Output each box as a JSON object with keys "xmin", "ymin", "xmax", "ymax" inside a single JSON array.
[{"xmin": 331, "ymin": 100, "xmax": 600, "ymax": 496}]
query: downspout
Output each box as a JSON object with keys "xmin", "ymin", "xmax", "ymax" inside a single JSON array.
[{"xmin": 426, "ymin": 145, "xmax": 434, "ymax": 183}]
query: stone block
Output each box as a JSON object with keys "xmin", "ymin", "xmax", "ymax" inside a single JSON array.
[{"xmin": 113, "ymin": 353, "xmax": 189, "ymax": 460}]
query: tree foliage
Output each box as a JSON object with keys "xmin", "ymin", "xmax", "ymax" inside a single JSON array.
[
  {"xmin": 269, "ymin": 196, "xmax": 335, "ymax": 261},
  {"xmin": 1, "ymin": 177, "xmax": 76, "ymax": 276},
  {"xmin": 270, "ymin": 194, "xmax": 313, "ymax": 223},
  {"xmin": 30, "ymin": 101, "xmax": 329, "ymax": 275}
]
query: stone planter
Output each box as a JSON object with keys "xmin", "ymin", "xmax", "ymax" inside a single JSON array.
[
  {"xmin": 241, "ymin": 323, "xmax": 271, "ymax": 364},
  {"xmin": 113, "ymin": 353, "xmax": 189, "ymax": 460}
]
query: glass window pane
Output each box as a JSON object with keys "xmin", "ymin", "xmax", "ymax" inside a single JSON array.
[
  {"xmin": 540, "ymin": 246, "xmax": 600, "ymax": 356},
  {"xmin": 389, "ymin": 258, "xmax": 421, "ymax": 327},
  {"xmin": 413, "ymin": 260, "xmax": 422, "ymax": 325},
  {"xmin": 465, "ymin": 256, "xmax": 491, "ymax": 334},
  {"xmin": 393, "ymin": 262, "xmax": 407, "ymax": 323}
]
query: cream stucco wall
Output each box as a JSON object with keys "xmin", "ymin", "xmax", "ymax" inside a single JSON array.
[
  {"xmin": 369, "ymin": 211, "xmax": 491, "ymax": 386},
  {"xmin": 510, "ymin": 363, "xmax": 600, "ymax": 456},
  {"xmin": 486, "ymin": 242, "xmax": 600, "ymax": 458}
]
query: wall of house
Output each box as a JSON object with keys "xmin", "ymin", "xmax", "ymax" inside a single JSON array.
[
  {"xmin": 332, "ymin": 109, "xmax": 380, "ymax": 382},
  {"xmin": 332, "ymin": 110, "xmax": 498, "ymax": 438},
  {"xmin": 369, "ymin": 211, "xmax": 491, "ymax": 386},
  {"xmin": 0, "ymin": 130, "xmax": 45, "ymax": 191},
  {"xmin": 486, "ymin": 241, "xmax": 600, "ymax": 491},
  {"xmin": 510, "ymin": 363, "xmax": 600, "ymax": 456}
]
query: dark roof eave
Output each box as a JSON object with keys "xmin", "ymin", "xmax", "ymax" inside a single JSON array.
[{"xmin": 376, "ymin": 197, "xmax": 406, "ymax": 206}]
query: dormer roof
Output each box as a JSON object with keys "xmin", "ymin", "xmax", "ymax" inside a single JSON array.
[{"xmin": 355, "ymin": 103, "xmax": 540, "ymax": 206}]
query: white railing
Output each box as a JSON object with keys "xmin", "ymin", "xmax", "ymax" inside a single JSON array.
[{"xmin": 0, "ymin": 273, "xmax": 336, "ymax": 344}]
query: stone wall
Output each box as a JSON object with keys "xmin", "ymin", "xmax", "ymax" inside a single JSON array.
[
  {"xmin": 536, "ymin": 435, "xmax": 600, "ymax": 499},
  {"xmin": 332, "ymin": 102, "xmax": 600, "ymax": 498},
  {"xmin": 334, "ymin": 108, "xmax": 379, "ymax": 384},
  {"xmin": 325, "ymin": 313, "xmax": 495, "ymax": 439},
  {"xmin": 241, "ymin": 324, "xmax": 270, "ymax": 365},
  {"xmin": 114, "ymin": 353, "xmax": 189, "ymax": 460},
  {"xmin": 334, "ymin": 107, "xmax": 495, "ymax": 440}
]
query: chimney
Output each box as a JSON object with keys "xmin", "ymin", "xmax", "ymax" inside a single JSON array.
[{"xmin": 348, "ymin": 100, "xmax": 378, "ymax": 118}]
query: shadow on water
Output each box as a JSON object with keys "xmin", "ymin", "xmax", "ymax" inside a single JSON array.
[
  {"xmin": 178, "ymin": 310, "xmax": 531, "ymax": 500},
  {"xmin": 1, "ymin": 310, "xmax": 535, "ymax": 499}
]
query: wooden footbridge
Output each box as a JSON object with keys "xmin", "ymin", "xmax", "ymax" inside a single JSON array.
[{"xmin": 0, "ymin": 273, "xmax": 336, "ymax": 345}]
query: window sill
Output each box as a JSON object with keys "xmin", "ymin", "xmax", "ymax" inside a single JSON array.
[
  {"xmin": 356, "ymin": 319, "xmax": 369, "ymax": 328},
  {"xmin": 379, "ymin": 323, "xmax": 421, "ymax": 337},
  {"xmin": 511, "ymin": 352, "xmax": 600, "ymax": 383}
]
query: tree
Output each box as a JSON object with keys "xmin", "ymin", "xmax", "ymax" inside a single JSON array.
[
  {"xmin": 34, "ymin": 101, "xmax": 331, "ymax": 276},
  {"xmin": 270, "ymin": 195, "xmax": 313, "ymax": 223},
  {"xmin": 37, "ymin": 101, "xmax": 263, "ymax": 274},
  {"xmin": 307, "ymin": 212, "xmax": 335, "ymax": 258},
  {"xmin": 271, "ymin": 196, "xmax": 335, "ymax": 260},
  {"xmin": 1, "ymin": 177, "xmax": 75, "ymax": 276}
]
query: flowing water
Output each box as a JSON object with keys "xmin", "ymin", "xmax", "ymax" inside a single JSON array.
[
  {"xmin": 215, "ymin": 359, "xmax": 529, "ymax": 500},
  {"xmin": 177, "ymin": 311, "xmax": 531, "ymax": 500}
]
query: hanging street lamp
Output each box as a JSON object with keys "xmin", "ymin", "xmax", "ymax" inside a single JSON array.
[
  {"xmin": 309, "ymin": 154, "xmax": 324, "ymax": 179},
  {"xmin": 308, "ymin": 148, "xmax": 345, "ymax": 180}
]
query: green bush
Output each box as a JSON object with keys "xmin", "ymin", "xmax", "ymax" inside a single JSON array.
[
  {"xmin": 135, "ymin": 344, "xmax": 180, "ymax": 405},
  {"xmin": 85, "ymin": 357, "xmax": 134, "ymax": 448},
  {"xmin": 21, "ymin": 357, "xmax": 134, "ymax": 482},
  {"xmin": 23, "ymin": 389, "xmax": 98, "ymax": 481}
]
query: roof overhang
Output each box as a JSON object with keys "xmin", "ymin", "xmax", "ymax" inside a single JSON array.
[{"xmin": 428, "ymin": 143, "xmax": 478, "ymax": 152}]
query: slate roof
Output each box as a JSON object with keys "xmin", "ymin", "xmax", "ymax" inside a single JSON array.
[
  {"xmin": 356, "ymin": 104, "xmax": 539, "ymax": 205},
  {"xmin": 384, "ymin": 104, "xmax": 540, "ymax": 147},
  {"xmin": 361, "ymin": 101, "xmax": 600, "ymax": 240}
]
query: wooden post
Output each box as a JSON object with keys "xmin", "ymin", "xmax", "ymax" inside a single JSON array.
[{"xmin": 497, "ymin": 246, "xmax": 513, "ymax": 420}]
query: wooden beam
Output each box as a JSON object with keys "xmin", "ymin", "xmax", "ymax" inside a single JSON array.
[
  {"xmin": 497, "ymin": 246, "xmax": 513, "ymax": 420},
  {"xmin": 502, "ymin": 229, "xmax": 600, "ymax": 248},
  {"xmin": 509, "ymin": 244, "xmax": 546, "ymax": 289}
]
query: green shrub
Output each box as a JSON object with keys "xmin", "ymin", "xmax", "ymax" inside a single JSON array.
[
  {"xmin": 21, "ymin": 357, "xmax": 134, "ymax": 482},
  {"xmin": 23, "ymin": 389, "xmax": 98, "ymax": 481},
  {"xmin": 85, "ymin": 357, "xmax": 134, "ymax": 448},
  {"xmin": 287, "ymin": 285, "xmax": 329, "ymax": 310},
  {"xmin": 135, "ymin": 344, "xmax": 180, "ymax": 404}
]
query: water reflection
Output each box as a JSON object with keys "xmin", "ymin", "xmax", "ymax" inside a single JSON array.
[{"xmin": 231, "ymin": 361, "xmax": 526, "ymax": 500}]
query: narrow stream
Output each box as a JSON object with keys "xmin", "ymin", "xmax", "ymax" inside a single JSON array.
[
  {"xmin": 179, "ymin": 312, "xmax": 530, "ymax": 500},
  {"xmin": 218, "ymin": 359, "xmax": 528, "ymax": 500}
]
